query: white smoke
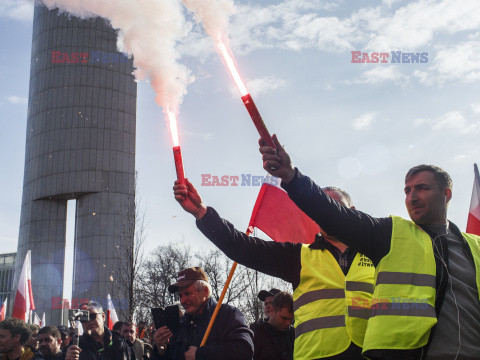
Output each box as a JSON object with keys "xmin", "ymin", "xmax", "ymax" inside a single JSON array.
[
  {"xmin": 39, "ymin": 0, "xmax": 194, "ymax": 113},
  {"xmin": 181, "ymin": 0, "xmax": 235, "ymax": 41}
]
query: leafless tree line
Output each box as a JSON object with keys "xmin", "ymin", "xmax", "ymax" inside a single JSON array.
[
  {"xmin": 111, "ymin": 175, "xmax": 290, "ymax": 325},
  {"xmin": 117, "ymin": 240, "xmax": 290, "ymax": 325}
]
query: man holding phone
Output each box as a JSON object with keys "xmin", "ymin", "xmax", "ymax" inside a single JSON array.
[
  {"xmin": 151, "ymin": 267, "xmax": 254, "ymax": 360},
  {"xmin": 65, "ymin": 301, "xmax": 135, "ymax": 360}
]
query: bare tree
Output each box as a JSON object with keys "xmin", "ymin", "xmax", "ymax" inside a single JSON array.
[
  {"xmin": 112, "ymin": 173, "xmax": 148, "ymax": 321},
  {"xmin": 196, "ymin": 249, "xmax": 250, "ymax": 304},
  {"xmin": 135, "ymin": 242, "xmax": 192, "ymax": 322}
]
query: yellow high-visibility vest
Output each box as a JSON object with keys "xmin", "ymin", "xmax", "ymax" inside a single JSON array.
[
  {"xmin": 362, "ymin": 216, "xmax": 480, "ymax": 355},
  {"xmin": 293, "ymin": 245, "xmax": 375, "ymax": 359}
]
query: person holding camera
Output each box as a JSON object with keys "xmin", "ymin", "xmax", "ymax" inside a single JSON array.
[{"xmin": 65, "ymin": 301, "xmax": 135, "ymax": 360}]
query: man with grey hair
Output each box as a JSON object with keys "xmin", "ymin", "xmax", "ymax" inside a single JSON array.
[
  {"xmin": 173, "ymin": 180, "xmax": 375, "ymax": 360},
  {"xmin": 65, "ymin": 301, "xmax": 134, "ymax": 360},
  {"xmin": 259, "ymin": 134, "xmax": 480, "ymax": 359},
  {"xmin": 151, "ymin": 267, "xmax": 254, "ymax": 360}
]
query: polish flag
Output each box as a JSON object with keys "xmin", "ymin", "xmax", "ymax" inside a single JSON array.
[
  {"xmin": 106, "ymin": 294, "xmax": 119, "ymax": 330},
  {"xmin": 12, "ymin": 250, "xmax": 35, "ymax": 322},
  {"xmin": 467, "ymin": 164, "xmax": 480, "ymax": 236},
  {"xmin": 248, "ymin": 178, "xmax": 320, "ymax": 244},
  {"xmin": 0, "ymin": 298, "xmax": 7, "ymax": 321}
]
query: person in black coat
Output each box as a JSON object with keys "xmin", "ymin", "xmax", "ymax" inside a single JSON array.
[
  {"xmin": 151, "ymin": 267, "xmax": 254, "ymax": 360},
  {"xmin": 250, "ymin": 292, "xmax": 294, "ymax": 360},
  {"xmin": 65, "ymin": 301, "xmax": 134, "ymax": 360}
]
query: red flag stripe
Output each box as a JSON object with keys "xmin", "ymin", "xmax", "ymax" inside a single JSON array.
[{"xmin": 467, "ymin": 212, "xmax": 480, "ymax": 236}]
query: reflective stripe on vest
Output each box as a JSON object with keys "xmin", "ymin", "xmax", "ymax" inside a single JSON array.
[
  {"xmin": 293, "ymin": 245, "xmax": 375, "ymax": 360},
  {"xmin": 362, "ymin": 216, "xmax": 437, "ymax": 354}
]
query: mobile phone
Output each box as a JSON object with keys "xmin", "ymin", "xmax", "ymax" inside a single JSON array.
[{"xmin": 151, "ymin": 305, "xmax": 180, "ymax": 334}]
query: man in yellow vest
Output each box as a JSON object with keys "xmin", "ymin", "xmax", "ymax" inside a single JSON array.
[
  {"xmin": 173, "ymin": 179, "xmax": 375, "ymax": 359},
  {"xmin": 259, "ymin": 134, "xmax": 480, "ymax": 360}
]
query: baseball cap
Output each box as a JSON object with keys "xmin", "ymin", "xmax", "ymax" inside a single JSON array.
[
  {"xmin": 57, "ymin": 325, "xmax": 68, "ymax": 335},
  {"xmin": 258, "ymin": 288, "xmax": 281, "ymax": 302},
  {"xmin": 168, "ymin": 267, "xmax": 209, "ymax": 293}
]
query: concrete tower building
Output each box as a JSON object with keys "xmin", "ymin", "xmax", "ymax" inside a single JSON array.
[{"xmin": 15, "ymin": 3, "xmax": 136, "ymax": 324}]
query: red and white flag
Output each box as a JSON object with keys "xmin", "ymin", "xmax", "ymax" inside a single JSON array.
[
  {"xmin": 12, "ymin": 250, "xmax": 35, "ymax": 322},
  {"xmin": 106, "ymin": 293, "xmax": 119, "ymax": 330},
  {"xmin": 0, "ymin": 298, "xmax": 7, "ymax": 321},
  {"xmin": 467, "ymin": 164, "xmax": 480, "ymax": 236},
  {"xmin": 248, "ymin": 178, "xmax": 320, "ymax": 244}
]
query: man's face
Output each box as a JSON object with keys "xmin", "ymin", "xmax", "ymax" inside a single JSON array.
[
  {"xmin": 264, "ymin": 296, "xmax": 274, "ymax": 318},
  {"xmin": 269, "ymin": 307, "xmax": 294, "ymax": 331},
  {"xmin": 121, "ymin": 324, "xmax": 136, "ymax": 343},
  {"xmin": 81, "ymin": 307, "xmax": 105, "ymax": 335},
  {"xmin": 0, "ymin": 329, "xmax": 20, "ymax": 354},
  {"xmin": 27, "ymin": 330, "xmax": 39, "ymax": 349},
  {"xmin": 178, "ymin": 283, "xmax": 208, "ymax": 316},
  {"xmin": 60, "ymin": 332, "xmax": 71, "ymax": 350},
  {"xmin": 38, "ymin": 333, "xmax": 61, "ymax": 357},
  {"xmin": 405, "ymin": 171, "xmax": 449, "ymax": 225}
]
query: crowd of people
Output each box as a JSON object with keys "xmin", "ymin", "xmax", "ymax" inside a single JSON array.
[
  {"xmin": 0, "ymin": 283, "xmax": 294, "ymax": 360},
  {"xmin": 2, "ymin": 136, "xmax": 480, "ymax": 360}
]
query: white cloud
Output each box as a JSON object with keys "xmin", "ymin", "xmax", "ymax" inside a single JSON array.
[
  {"xmin": 184, "ymin": 131, "xmax": 214, "ymax": 142},
  {"xmin": 422, "ymin": 39, "xmax": 480, "ymax": 84},
  {"xmin": 415, "ymin": 111, "xmax": 480, "ymax": 134},
  {"xmin": 345, "ymin": 66, "xmax": 408, "ymax": 85},
  {"xmin": 0, "ymin": 0, "xmax": 33, "ymax": 21},
  {"xmin": 352, "ymin": 112, "xmax": 377, "ymax": 130},
  {"xmin": 246, "ymin": 76, "xmax": 288, "ymax": 95},
  {"xmin": 6, "ymin": 96, "xmax": 28, "ymax": 105},
  {"xmin": 366, "ymin": 0, "xmax": 480, "ymax": 50},
  {"xmin": 230, "ymin": 1, "xmax": 358, "ymax": 54},
  {"xmin": 228, "ymin": 0, "xmax": 480, "ymax": 63},
  {"xmin": 471, "ymin": 103, "xmax": 480, "ymax": 114}
]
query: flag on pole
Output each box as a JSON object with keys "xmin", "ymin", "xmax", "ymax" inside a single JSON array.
[
  {"xmin": 0, "ymin": 298, "xmax": 7, "ymax": 321},
  {"xmin": 467, "ymin": 163, "xmax": 480, "ymax": 236},
  {"xmin": 106, "ymin": 294, "xmax": 119, "ymax": 330},
  {"xmin": 12, "ymin": 250, "xmax": 35, "ymax": 322},
  {"xmin": 248, "ymin": 179, "xmax": 320, "ymax": 244},
  {"xmin": 41, "ymin": 312, "xmax": 46, "ymax": 327},
  {"xmin": 33, "ymin": 312, "xmax": 41, "ymax": 326}
]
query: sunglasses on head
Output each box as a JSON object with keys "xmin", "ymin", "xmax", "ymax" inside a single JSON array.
[{"xmin": 80, "ymin": 312, "xmax": 101, "ymax": 322}]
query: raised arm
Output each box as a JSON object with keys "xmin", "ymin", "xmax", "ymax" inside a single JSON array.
[
  {"xmin": 259, "ymin": 135, "xmax": 392, "ymax": 265},
  {"xmin": 174, "ymin": 179, "xmax": 302, "ymax": 286}
]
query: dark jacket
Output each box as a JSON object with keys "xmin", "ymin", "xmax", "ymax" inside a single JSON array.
[
  {"xmin": 43, "ymin": 353, "xmax": 64, "ymax": 360},
  {"xmin": 151, "ymin": 297, "xmax": 253, "ymax": 360},
  {"xmin": 76, "ymin": 326, "xmax": 134, "ymax": 360},
  {"xmin": 250, "ymin": 322, "xmax": 294, "ymax": 360},
  {"xmin": 281, "ymin": 168, "xmax": 478, "ymax": 360}
]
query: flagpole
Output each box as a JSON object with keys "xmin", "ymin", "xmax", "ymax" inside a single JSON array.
[{"xmin": 200, "ymin": 230, "xmax": 251, "ymax": 347}]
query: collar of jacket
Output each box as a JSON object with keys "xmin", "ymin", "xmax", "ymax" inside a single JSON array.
[
  {"xmin": 80, "ymin": 326, "xmax": 113, "ymax": 351},
  {"xmin": 181, "ymin": 296, "xmax": 217, "ymax": 325}
]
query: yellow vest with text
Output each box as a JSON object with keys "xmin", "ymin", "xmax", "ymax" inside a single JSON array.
[
  {"xmin": 362, "ymin": 216, "xmax": 480, "ymax": 354},
  {"xmin": 293, "ymin": 245, "xmax": 375, "ymax": 359}
]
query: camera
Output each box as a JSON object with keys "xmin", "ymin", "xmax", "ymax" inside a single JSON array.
[{"xmin": 68, "ymin": 309, "xmax": 90, "ymax": 322}]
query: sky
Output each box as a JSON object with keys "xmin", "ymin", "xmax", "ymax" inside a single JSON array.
[{"xmin": 0, "ymin": 0, "xmax": 479, "ymax": 297}]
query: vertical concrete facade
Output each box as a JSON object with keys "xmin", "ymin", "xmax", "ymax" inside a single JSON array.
[{"xmin": 15, "ymin": 4, "xmax": 136, "ymax": 324}]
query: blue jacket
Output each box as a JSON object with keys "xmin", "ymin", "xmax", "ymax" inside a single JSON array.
[{"xmin": 152, "ymin": 297, "xmax": 253, "ymax": 360}]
